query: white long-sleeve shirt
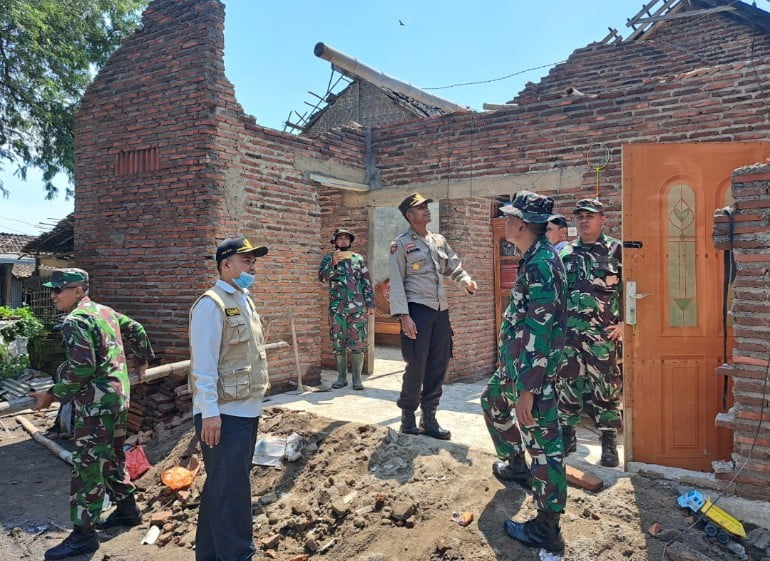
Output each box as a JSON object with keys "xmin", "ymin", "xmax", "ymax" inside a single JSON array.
[{"xmin": 189, "ymin": 279, "xmax": 262, "ymax": 418}]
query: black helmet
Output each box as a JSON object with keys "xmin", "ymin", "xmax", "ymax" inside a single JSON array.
[{"xmin": 330, "ymin": 228, "xmax": 355, "ymax": 244}]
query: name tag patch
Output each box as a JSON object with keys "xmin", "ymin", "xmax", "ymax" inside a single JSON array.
[
  {"xmin": 406, "ymin": 247, "xmax": 421, "ymax": 255},
  {"xmin": 225, "ymin": 307, "xmax": 241, "ymax": 316}
]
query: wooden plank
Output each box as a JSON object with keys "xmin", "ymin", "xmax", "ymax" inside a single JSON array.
[{"xmin": 566, "ymin": 464, "xmax": 603, "ymax": 492}]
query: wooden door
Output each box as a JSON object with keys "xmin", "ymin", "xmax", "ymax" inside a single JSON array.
[
  {"xmin": 492, "ymin": 218, "xmax": 520, "ymax": 333},
  {"xmin": 623, "ymin": 142, "xmax": 770, "ymax": 470}
]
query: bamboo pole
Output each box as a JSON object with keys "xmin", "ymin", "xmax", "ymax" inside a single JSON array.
[
  {"xmin": 15, "ymin": 415, "xmax": 72, "ymax": 465},
  {"xmin": 290, "ymin": 318, "xmax": 304, "ymax": 391}
]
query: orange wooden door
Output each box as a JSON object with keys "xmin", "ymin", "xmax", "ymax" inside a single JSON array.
[{"xmin": 623, "ymin": 142, "xmax": 770, "ymax": 470}]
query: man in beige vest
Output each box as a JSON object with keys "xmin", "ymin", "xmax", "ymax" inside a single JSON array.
[{"xmin": 189, "ymin": 236, "xmax": 269, "ymax": 561}]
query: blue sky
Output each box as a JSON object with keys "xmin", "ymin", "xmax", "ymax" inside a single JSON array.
[{"xmin": 1, "ymin": 0, "xmax": 635, "ymax": 236}]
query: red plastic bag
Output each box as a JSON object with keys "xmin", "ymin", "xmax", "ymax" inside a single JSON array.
[{"xmin": 125, "ymin": 445, "xmax": 152, "ymax": 480}]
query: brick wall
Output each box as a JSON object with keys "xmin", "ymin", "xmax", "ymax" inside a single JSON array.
[{"xmin": 713, "ymin": 165, "xmax": 770, "ymax": 500}]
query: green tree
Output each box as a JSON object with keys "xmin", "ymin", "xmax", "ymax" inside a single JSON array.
[{"xmin": 0, "ymin": 0, "xmax": 148, "ymax": 198}]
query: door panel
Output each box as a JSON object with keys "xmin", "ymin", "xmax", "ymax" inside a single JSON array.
[{"xmin": 623, "ymin": 142, "xmax": 770, "ymax": 470}]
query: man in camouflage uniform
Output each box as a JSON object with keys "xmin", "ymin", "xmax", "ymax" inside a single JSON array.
[
  {"xmin": 29, "ymin": 268, "xmax": 154, "ymax": 560},
  {"xmin": 319, "ymin": 228, "xmax": 375, "ymax": 390},
  {"xmin": 558, "ymin": 198, "xmax": 623, "ymax": 467},
  {"xmin": 389, "ymin": 193, "xmax": 477, "ymax": 440},
  {"xmin": 480, "ymin": 191, "xmax": 567, "ymax": 554}
]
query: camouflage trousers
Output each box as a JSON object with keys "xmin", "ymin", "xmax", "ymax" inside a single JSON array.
[
  {"xmin": 328, "ymin": 310, "xmax": 367, "ymax": 353},
  {"xmin": 481, "ymin": 369, "xmax": 566, "ymax": 513},
  {"xmin": 70, "ymin": 410, "xmax": 134, "ymax": 527},
  {"xmin": 557, "ymin": 337, "xmax": 622, "ymax": 432}
]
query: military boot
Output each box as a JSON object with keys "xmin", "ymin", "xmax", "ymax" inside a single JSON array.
[
  {"xmin": 419, "ymin": 407, "xmax": 451, "ymax": 440},
  {"xmin": 96, "ymin": 494, "xmax": 141, "ymax": 529},
  {"xmin": 600, "ymin": 431, "xmax": 619, "ymax": 467},
  {"xmin": 561, "ymin": 424, "xmax": 577, "ymax": 457},
  {"xmin": 331, "ymin": 353, "xmax": 347, "ymax": 389},
  {"xmin": 350, "ymin": 352, "xmax": 365, "ymax": 390},
  {"xmin": 44, "ymin": 525, "xmax": 99, "ymax": 560},
  {"xmin": 399, "ymin": 410, "xmax": 420, "ymax": 435},
  {"xmin": 492, "ymin": 452, "xmax": 532, "ymax": 490},
  {"xmin": 504, "ymin": 510, "xmax": 565, "ymax": 554}
]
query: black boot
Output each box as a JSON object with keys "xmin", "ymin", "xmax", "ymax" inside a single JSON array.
[
  {"xmin": 492, "ymin": 452, "xmax": 532, "ymax": 490},
  {"xmin": 44, "ymin": 525, "xmax": 99, "ymax": 560},
  {"xmin": 561, "ymin": 424, "xmax": 577, "ymax": 457},
  {"xmin": 504, "ymin": 510, "xmax": 565, "ymax": 554},
  {"xmin": 96, "ymin": 494, "xmax": 142, "ymax": 529},
  {"xmin": 600, "ymin": 431, "xmax": 619, "ymax": 467},
  {"xmin": 419, "ymin": 407, "xmax": 451, "ymax": 440},
  {"xmin": 399, "ymin": 410, "xmax": 420, "ymax": 435}
]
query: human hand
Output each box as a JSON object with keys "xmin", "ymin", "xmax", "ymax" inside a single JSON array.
[
  {"xmin": 515, "ymin": 390, "xmax": 535, "ymax": 426},
  {"xmin": 463, "ymin": 279, "xmax": 478, "ymax": 295},
  {"xmin": 607, "ymin": 324, "xmax": 623, "ymax": 342},
  {"xmin": 366, "ymin": 308, "xmax": 376, "ymax": 319},
  {"xmin": 28, "ymin": 391, "xmax": 55, "ymax": 411},
  {"xmin": 400, "ymin": 315, "xmax": 417, "ymax": 339},
  {"xmin": 332, "ymin": 250, "xmax": 342, "ymax": 266},
  {"xmin": 136, "ymin": 361, "xmax": 149, "ymax": 382},
  {"xmin": 201, "ymin": 415, "xmax": 222, "ymax": 448}
]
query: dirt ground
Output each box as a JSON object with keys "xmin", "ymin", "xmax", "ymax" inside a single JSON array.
[{"xmin": 1, "ymin": 406, "xmax": 767, "ymax": 561}]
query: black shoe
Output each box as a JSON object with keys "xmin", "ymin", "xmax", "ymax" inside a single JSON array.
[
  {"xmin": 561, "ymin": 425, "xmax": 577, "ymax": 457},
  {"xmin": 600, "ymin": 432, "xmax": 619, "ymax": 467},
  {"xmin": 504, "ymin": 510, "xmax": 564, "ymax": 554},
  {"xmin": 45, "ymin": 526, "xmax": 99, "ymax": 560},
  {"xmin": 419, "ymin": 408, "xmax": 451, "ymax": 440},
  {"xmin": 492, "ymin": 453, "xmax": 532, "ymax": 490},
  {"xmin": 96, "ymin": 495, "xmax": 142, "ymax": 529},
  {"xmin": 399, "ymin": 410, "xmax": 420, "ymax": 435}
]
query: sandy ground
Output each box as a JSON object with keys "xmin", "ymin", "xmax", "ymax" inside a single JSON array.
[{"xmin": 2, "ymin": 404, "xmax": 768, "ymax": 561}]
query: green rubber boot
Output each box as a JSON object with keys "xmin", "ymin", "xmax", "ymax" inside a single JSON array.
[
  {"xmin": 331, "ymin": 353, "xmax": 347, "ymax": 389},
  {"xmin": 351, "ymin": 352, "xmax": 365, "ymax": 390}
]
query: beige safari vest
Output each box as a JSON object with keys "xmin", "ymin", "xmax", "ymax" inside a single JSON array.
[{"xmin": 189, "ymin": 285, "xmax": 269, "ymax": 402}]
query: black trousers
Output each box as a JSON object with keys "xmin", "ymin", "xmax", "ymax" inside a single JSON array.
[
  {"xmin": 397, "ymin": 302, "xmax": 452, "ymax": 412},
  {"xmin": 194, "ymin": 413, "xmax": 260, "ymax": 561}
]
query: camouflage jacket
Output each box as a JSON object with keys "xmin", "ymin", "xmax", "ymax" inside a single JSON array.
[
  {"xmin": 560, "ymin": 233, "xmax": 622, "ymax": 343},
  {"xmin": 50, "ymin": 296, "xmax": 155, "ymax": 417},
  {"xmin": 498, "ymin": 236, "xmax": 567, "ymax": 394},
  {"xmin": 319, "ymin": 252, "xmax": 375, "ymax": 314}
]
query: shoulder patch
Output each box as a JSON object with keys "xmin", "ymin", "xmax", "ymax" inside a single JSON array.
[
  {"xmin": 390, "ymin": 243, "xmax": 398, "ymax": 254},
  {"xmin": 225, "ymin": 307, "xmax": 241, "ymax": 316}
]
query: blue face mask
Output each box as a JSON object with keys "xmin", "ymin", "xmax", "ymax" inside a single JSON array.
[{"xmin": 233, "ymin": 271, "xmax": 255, "ymax": 289}]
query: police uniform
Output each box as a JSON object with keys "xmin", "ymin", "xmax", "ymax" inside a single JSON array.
[
  {"xmin": 557, "ymin": 199, "xmax": 623, "ymax": 467},
  {"xmin": 389, "ymin": 193, "xmax": 474, "ymax": 439},
  {"xmin": 481, "ymin": 191, "xmax": 567, "ymax": 554}
]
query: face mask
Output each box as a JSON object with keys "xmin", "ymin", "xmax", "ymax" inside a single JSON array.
[{"xmin": 233, "ymin": 271, "xmax": 255, "ymax": 289}]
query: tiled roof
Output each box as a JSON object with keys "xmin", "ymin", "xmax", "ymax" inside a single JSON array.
[{"xmin": 0, "ymin": 233, "xmax": 36, "ymax": 254}]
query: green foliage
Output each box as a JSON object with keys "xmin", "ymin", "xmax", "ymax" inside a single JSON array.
[
  {"xmin": 0, "ymin": 353, "xmax": 29, "ymax": 380},
  {"xmin": 0, "ymin": 305, "xmax": 45, "ymax": 340},
  {"xmin": 0, "ymin": 0, "xmax": 149, "ymax": 197}
]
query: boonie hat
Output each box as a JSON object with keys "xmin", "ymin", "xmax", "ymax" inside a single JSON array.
[
  {"xmin": 215, "ymin": 236, "xmax": 268, "ymax": 263},
  {"xmin": 500, "ymin": 191, "xmax": 555, "ymax": 224},
  {"xmin": 398, "ymin": 192, "xmax": 433, "ymax": 217},
  {"xmin": 330, "ymin": 228, "xmax": 355, "ymax": 244},
  {"xmin": 43, "ymin": 268, "xmax": 89, "ymax": 289},
  {"xmin": 573, "ymin": 198, "xmax": 604, "ymax": 214}
]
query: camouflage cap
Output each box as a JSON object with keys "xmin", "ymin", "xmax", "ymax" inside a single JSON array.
[
  {"xmin": 216, "ymin": 236, "xmax": 268, "ymax": 263},
  {"xmin": 574, "ymin": 198, "xmax": 604, "ymax": 214},
  {"xmin": 548, "ymin": 214, "xmax": 568, "ymax": 228},
  {"xmin": 330, "ymin": 228, "xmax": 355, "ymax": 244},
  {"xmin": 398, "ymin": 192, "xmax": 433, "ymax": 217},
  {"xmin": 43, "ymin": 268, "xmax": 89, "ymax": 289},
  {"xmin": 500, "ymin": 190, "xmax": 555, "ymax": 224}
]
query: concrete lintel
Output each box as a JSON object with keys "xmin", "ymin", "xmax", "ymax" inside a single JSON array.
[
  {"xmin": 293, "ymin": 151, "xmax": 366, "ymax": 185},
  {"xmin": 307, "ymin": 173, "xmax": 369, "ymax": 192},
  {"xmin": 344, "ymin": 167, "xmax": 585, "ymax": 208}
]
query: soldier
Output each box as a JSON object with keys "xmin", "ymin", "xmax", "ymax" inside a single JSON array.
[
  {"xmin": 557, "ymin": 198, "xmax": 623, "ymax": 467},
  {"xmin": 389, "ymin": 192, "xmax": 477, "ymax": 440},
  {"xmin": 480, "ymin": 191, "xmax": 567, "ymax": 554},
  {"xmin": 319, "ymin": 228, "xmax": 375, "ymax": 390},
  {"xmin": 28, "ymin": 268, "xmax": 154, "ymax": 560},
  {"xmin": 189, "ymin": 236, "xmax": 270, "ymax": 561},
  {"xmin": 546, "ymin": 214, "xmax": 569, "ymax": 252}
]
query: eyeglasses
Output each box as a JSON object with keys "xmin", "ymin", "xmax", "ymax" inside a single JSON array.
[{"xmin": 51, "ymin": 286, "xmax": 77, "ymax": 294}]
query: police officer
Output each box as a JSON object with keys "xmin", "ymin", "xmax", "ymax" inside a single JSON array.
[
  {"xmin": 388, "ymin": 192, "xmax": 477, "ymax": 440},
  {"xmin": 557, "ymin": 199, "xmax": 623, "ymax": 467},
  {"xmin": 189, "ymin": 236, "xmax": 270, "ymax": 561},
  {"xmin": 319, "ymin": 228, "xmax": 375, "ymax": 390},
  {"xmin": 28, "ymin": 268, "xmax": 155, "ymax": 560},
  {"xmin": 480, "ymin": 191, "xmax": 567, "ymax": 555}
]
